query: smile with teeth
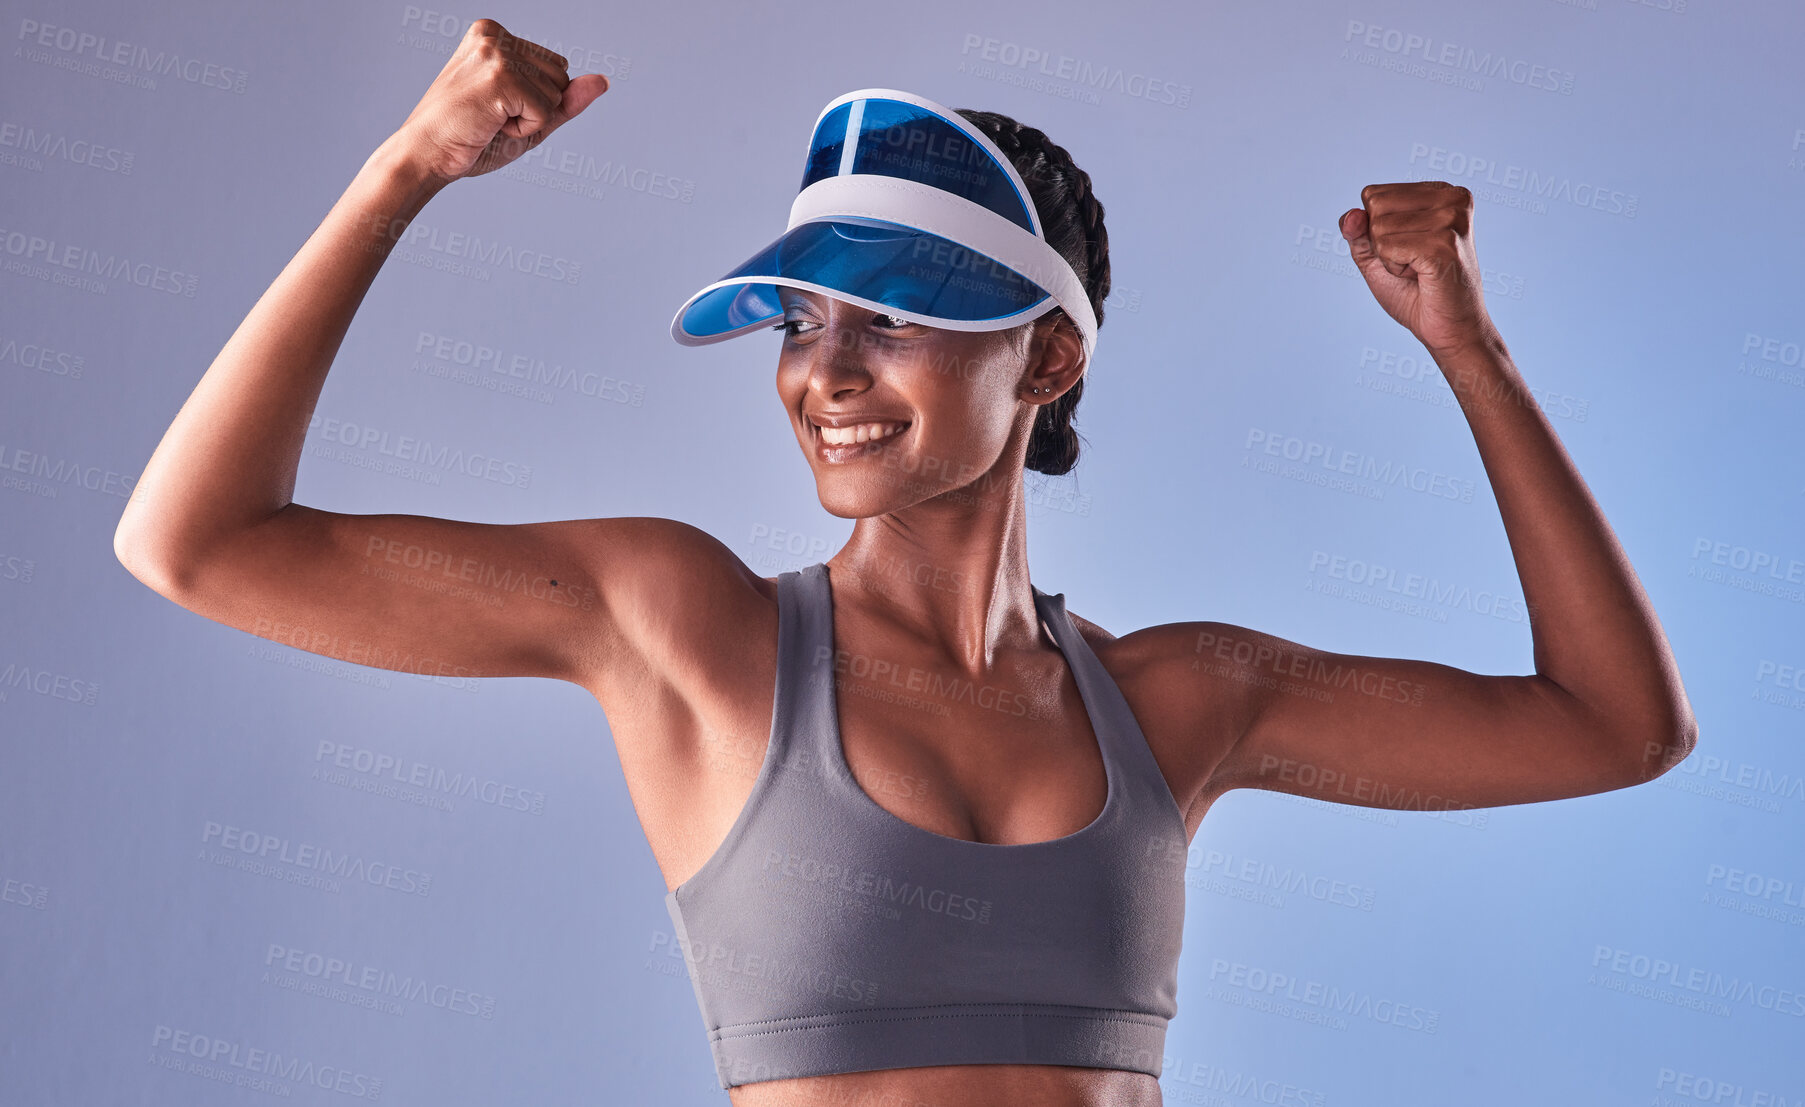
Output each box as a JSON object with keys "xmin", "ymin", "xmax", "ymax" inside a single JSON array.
[{"xmin": 818, "ymin": 421, "xmax": 908, "ymax": 446}]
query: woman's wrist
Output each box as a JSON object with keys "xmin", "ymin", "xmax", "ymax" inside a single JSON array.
[{"xmin": 360, "ymin": 131, "xmax": 454, "ymax": 209}]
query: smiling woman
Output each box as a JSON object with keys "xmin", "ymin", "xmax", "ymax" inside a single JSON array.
[
  {"xmin": 674, "ymin": 87, "xmax": 1108, "ymax": 482},
  {"xmin": 650, "ymin": 88, "xmax": 1184, "ymax": 1107},
  {"xmin": 113, "ymin": 16, "xmax": 1695, "ymax": 1107}
]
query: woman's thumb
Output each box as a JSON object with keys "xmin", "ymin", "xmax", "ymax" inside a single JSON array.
[
  {"xmin": 548, "ymin": 73, "xmax": 610, "ymax": 128},
  {"xmin": 1339, "ymin": 207, "xmax": 1376, "ymax": 266}
]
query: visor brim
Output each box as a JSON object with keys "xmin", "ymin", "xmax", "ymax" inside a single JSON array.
[{"xmin": 671, "ymin": 217, "xmax": 1056, "ymax": 346}]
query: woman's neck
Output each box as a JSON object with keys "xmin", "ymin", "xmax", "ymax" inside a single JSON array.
[{"xmin": 827, "ymin": 490, "xmax": 1042, "ymax": 676}]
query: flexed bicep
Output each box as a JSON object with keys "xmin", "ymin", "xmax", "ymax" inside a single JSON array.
[{"xmin": 1133, "ymin": 619, "xmax": 1664, "ymax": 816}]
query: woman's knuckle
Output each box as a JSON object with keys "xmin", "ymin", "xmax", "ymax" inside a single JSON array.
[{"xmin": 470, "ymin": 37, "xmax": 503, "ymax": 66}]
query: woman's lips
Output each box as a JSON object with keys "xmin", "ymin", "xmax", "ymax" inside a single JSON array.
[{"xmin": 813, "ymin": 421, "xmax": 911, "ymax": 462}]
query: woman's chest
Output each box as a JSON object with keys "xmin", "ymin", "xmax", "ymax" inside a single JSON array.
[{"xmin": 821, "ymin": 649, "xmax": 1114, "ymax": 846}]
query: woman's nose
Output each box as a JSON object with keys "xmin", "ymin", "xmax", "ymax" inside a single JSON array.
[
  {"xmin": 820, "ymin": 320, "xmax": 886, "ymax": 359},
  {"xmin": 796, "ymin": 323, "xmax": 882, "ymax": 379}
]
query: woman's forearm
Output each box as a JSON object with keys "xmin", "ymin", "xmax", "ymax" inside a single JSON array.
[
  {"xmin": 1439, "ymin": 331, "xmax": 1697, "ymax": 768},
  {"xmin": 114, "ymin": 136, "xmax": 448, "ymax": 580}
]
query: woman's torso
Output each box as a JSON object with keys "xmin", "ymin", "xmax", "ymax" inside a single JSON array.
[{"xmin": 587, "ymin": 559, "xmax": 1235, "ymax": 1106}]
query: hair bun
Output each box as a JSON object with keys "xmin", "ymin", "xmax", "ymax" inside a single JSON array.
[{"xmin": 955, "ymin": 108, "xmax": 1107, "ymax": 477}]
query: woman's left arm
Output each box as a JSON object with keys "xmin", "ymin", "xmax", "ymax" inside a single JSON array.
[{"xmin": 1134, "ymin": 181, "xmax": 1697, "ymax": 816}]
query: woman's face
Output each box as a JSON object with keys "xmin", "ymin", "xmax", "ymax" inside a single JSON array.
[{"xmin": 773, "ymin": 287, "xmax": 1079, "ymax": 520}]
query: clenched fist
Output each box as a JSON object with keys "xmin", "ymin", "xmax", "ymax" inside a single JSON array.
[
  {"xmin": 391, "ymin": 18, "xmax": 610, "ymax": 186},
  {"xmin": 1340, "ymin": 182, "xmax": 1501, "ymax": 361}
]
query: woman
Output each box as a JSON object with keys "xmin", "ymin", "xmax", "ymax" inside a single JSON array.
[{"xmin": 113, "ymin": 18, "xmax": 1698, "ymax": 1107}]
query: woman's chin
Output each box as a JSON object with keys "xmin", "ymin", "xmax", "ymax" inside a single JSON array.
[
  {"xmin": 817, "ymin": 492, "xmax": 892, "ymax": 520},
  {"xmin": 813, "ymin": 478, "xmax": 911, "ymax": 520}
]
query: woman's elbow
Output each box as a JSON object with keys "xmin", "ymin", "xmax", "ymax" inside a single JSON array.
[{"xmin": 1630, "ymin": 717, "xmax": 1698, "ymax": 784}]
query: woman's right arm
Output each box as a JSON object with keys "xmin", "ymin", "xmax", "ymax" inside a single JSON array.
[{"xmin": 112, "ymin": 19, "xmax": 747, "ymax": 692}]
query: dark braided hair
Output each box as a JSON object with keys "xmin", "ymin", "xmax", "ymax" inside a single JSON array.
[{"xmin": 954, "ymin": 108, "xmax": 1110, "ymax": 477}]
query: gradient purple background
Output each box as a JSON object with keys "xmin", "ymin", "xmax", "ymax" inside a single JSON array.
[{"xmin": 4, "ymin": 0, "xmax": 1802, "ymax": 1102}]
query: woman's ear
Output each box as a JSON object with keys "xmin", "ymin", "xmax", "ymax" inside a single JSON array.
[{"xmin": 1026, "ymin": 312, "xmax": 1087, "ymax": 394}]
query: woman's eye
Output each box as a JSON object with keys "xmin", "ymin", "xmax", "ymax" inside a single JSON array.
[{"xmin": 770, "ymin": 315, "xmax": 908, "ymax": 336}]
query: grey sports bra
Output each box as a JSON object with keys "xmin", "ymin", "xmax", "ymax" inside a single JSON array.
[{"xmin": 663, "ymin": 561, "xmax": 1189, "ymax": 1089}]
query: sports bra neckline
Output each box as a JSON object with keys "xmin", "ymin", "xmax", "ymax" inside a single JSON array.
[{"xmin": 814, "ymin": 560, "xmax": 1119, "ymax": 851}]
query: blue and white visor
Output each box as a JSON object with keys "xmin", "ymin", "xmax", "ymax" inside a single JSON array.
[{"xmin": 670, "ymin": 88, "xmax": 1097, "ymax": 364}]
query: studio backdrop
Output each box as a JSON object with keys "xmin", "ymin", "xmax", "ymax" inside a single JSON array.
[{"xmin": 4, "ymin": 0, "xmax": 1802, "ymax": 1103}]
